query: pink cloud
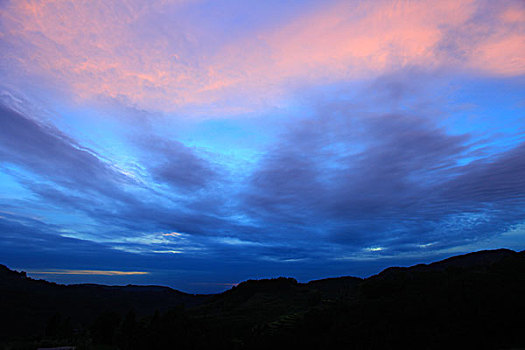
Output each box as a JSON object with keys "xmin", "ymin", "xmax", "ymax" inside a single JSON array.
[
  {"xmin": 1, "ymin": 0, "xmax": 523, "ymax": 114},
  {"xmin": 260, "ymin": 1, "xmax": 471, "ymax": 76},
  {"xmin": 226, "ymin": 0, "xmax": 523, "ymax": 85},
  {"xmin": 468, "ymin": 3, "xmax": 525, "ymax": 76}
]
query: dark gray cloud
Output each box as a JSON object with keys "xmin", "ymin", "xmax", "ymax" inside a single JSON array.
[
  {"xmin": 240, "ymin": 78, "xmax": 525, "ymax": 253},
  {"xmin": 441, "ymin": 142, "xmax": 525, "ymax": 203},
  {"xmin": 136, "ymin": 136, "xmax": 218, "ymax": 192}
]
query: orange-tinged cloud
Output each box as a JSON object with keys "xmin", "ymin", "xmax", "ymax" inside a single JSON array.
[
  {"xmin": 261, "ymin": 1, "xmax": 466, "ymax": 75},
  {"xmin": 230, "ymin": 0, "xmax": 524, "ymax": 84},
  {"xmin": 468, "ymin": 3, "xmax": 525, "ymax": 76},
  {"xmin": 163, "ymin": 232, "xmax": 184, "ymax": 237},
  {"xmin": 1, "ymin": 0, "xmax": 523, "ymax": 114},
  {"xmin": 27, "ymin": 269, "xmax": 150, "ymax": 276},
  {"xmin": 473, "ymin": 35, "xmax": 525, "ymax": 76}
]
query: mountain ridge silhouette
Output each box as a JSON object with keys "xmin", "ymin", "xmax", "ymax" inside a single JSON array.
[{"xmin": 2, "ymin": 248, "xmax": 525, "ymax": 349}]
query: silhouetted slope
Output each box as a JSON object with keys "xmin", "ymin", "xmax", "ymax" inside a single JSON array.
[
  {"xmin": 376, "ymin": 248, "xmax": 518, "ymax": 278},
  {"xmin": 193, "ymin": 276, "xmax": 362, "ymax": 330},
  {"xmin": 192, "ymin": 277, "xmax": 320, "ymax": 341},
  {"xmin": 2, "ymin": 249, "xmax": 525, "ymax": 349},
  {"xmin": 306, "ymin": 276, "xmax": 362, "ymax": 299},
  {"xmin": 0, "ymin": 265, "xmax": 209, "ymax": 342},
  {"xmin": 273, "ymin": 249, "xmax": 525, "ymax": 350}
]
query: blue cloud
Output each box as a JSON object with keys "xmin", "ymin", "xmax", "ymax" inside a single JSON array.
[{"xmin": 1, "ymin": 70, "xmax": 524, "ymax": 292}]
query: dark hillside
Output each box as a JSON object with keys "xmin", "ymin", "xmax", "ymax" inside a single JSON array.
[
  {"xmin": 0, "ymin": 265, "xmax": 209, "ymax": 344},
  {"xmin": 1, "ymin": 249, "xmax": 525, "ymax": 349}
]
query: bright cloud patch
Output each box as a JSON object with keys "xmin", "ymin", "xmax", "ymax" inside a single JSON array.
[{"xmin": 27, "ymin": 269, "xmax": 150, "ymax": 276}]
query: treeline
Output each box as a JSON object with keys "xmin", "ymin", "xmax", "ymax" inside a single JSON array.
[{"xmin": 32, "ymin": 306, "xmax": 225, "ymax": 350}]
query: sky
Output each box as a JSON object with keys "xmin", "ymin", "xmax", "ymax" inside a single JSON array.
[{"xmin": 0, "ymin": 0, "xmax": 524, "ymax": 293}]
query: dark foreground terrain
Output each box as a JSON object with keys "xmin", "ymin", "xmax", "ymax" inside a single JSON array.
[{"xmin": 1, "ymin": 249, "xmax": 525, "ymax": 349}]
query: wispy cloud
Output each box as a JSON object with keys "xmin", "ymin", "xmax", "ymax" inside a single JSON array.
[{"xmin": 26, "ymin": 269, "xmax": 150, "ymax": 276}]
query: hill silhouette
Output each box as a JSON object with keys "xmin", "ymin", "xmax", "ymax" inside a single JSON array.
[{"xmin": 1, "ymin": 249, "xmax": 525, "ymax": 349}]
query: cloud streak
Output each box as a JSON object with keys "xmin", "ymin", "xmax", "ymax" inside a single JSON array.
[
  {"xmin": 0, "ymin": 102, "xmax": 134, "ymax": 203},
  {"xmin": 27, "ymin": 269, "xmax": 150, "ymax": 276}
]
